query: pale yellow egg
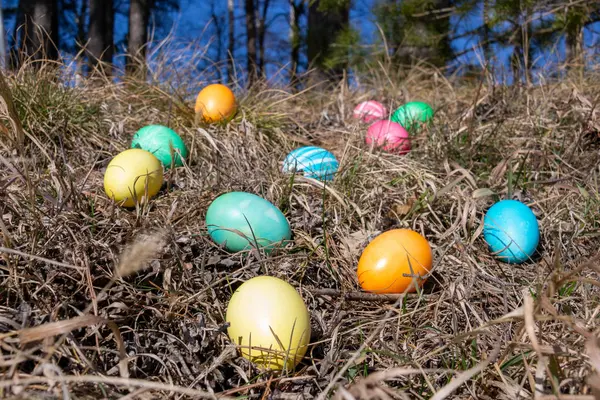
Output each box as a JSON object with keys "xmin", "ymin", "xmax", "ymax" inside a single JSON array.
[{"xmin": 226, "ymin": 276, "xmax": 311, "ymax": 371}]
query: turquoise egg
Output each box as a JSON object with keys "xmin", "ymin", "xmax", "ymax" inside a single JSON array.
[
  {"xmin": 131, "ymin": 124, "xmax": 188, "ymax": 168},
  {"xmin": 483, "ymin": 199, "xmax": 540, "ymax": 264},
  {"xmin": 282, "ymin": 146, "xmax": 339, "ymax": 182},
  {"xmin": 205, "ymin": 192, "xmax": 292, "ymax": 253}
]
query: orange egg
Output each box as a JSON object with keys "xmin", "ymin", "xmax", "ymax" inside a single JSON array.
[
  {"xmin": 194, "ymin": 84, "xmax": 237, "ymax": 123},
  {"xmin": 357, "ymin": 229, "xmax": 433, "ymax": 294}
]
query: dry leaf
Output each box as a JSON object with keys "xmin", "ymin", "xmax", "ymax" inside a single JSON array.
[
  {"xmin": 394, "ymin": 202, "xmax": 413, "ymax": 216},
  {"xmin": 472, "ymin": 188, "xmax": 495, "ymax": 199},
  {"xmin": 340, "ymin": 230, "xmax": 379, "ymax": 259}
]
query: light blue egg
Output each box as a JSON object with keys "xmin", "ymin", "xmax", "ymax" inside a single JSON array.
[
  {"xmin": 483, "ymin": 199, "xmax": 540, "ymax": 264},
  {"xmin": 205, "ymin": 191, "xmax": 292, "ymax": 253},
  {"xmin": 282, "ymin": 146, "xmax": 339, "ymax": 182}
]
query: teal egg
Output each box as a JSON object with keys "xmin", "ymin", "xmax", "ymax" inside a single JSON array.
[
  {"xmin": 390, "ymin": 101, "xmax": 434, "ymax": 131},
  {"xmin": 205, "ymin": 192, "xmax": 292, "ymax": 253},
  {"xmin": 131, "ymin": 124, "xmax": 188, "ymax": 168}
]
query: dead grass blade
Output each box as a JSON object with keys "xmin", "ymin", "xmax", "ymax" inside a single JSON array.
[
  {"xmin": 524, "ymin": 289, "xmax": 543, "ymax": 356},
  {"xmin": 18, "ymin": 315, "xmax": 103, "ymax": 344}
]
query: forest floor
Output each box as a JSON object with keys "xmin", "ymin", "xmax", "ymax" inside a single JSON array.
[{"xmin": 0, "ymin": 62, "xmax": 600, "ymax": 400}]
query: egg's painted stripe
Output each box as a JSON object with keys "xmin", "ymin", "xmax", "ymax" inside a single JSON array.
[
  {"xmin": 290, "ymin": 146, "xmax": 322, "ymax": 159},
  {"xmin": 282, "ymin": 146, "xmax": 339, "ymax": 182},
  {"xmin": 305, "ymin": 160, "xmax": 339, "ymax": 171},
  {"xmin": 287, "ymin": 148, "xmax": 326, "ymax": 163},
  {"xmin": 283, "ymin": 150, "xmax": 312, "ymax": 169},
  {"xmin": 283, "ymin": 153, "xmax": 320, "ymax": 171},
  {"xmin": 296, "ymin": 154, "xmax": 337, "ymax": 166},
  {"xmin": 306, "ymin": 160, "xmax": 338, "ymax": 172},
  {"xmin": 294, "ymin": 148, "xmax": 336, "ymax": 162},
  {"xmin": 285, "ymin": 157, "xmax": 338, "ymax": 173},
  {"xmin": 283, "ymin": 148, "xmax": 337, "ymax": 170}
]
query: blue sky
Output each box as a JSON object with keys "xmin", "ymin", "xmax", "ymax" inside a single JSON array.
[
  {"xmin": 2, "ymin": 0, "xmax": 600, "ymax": 87},
  {"xmin": 160, "ymin": 0, "xmax": 600, "ymax": 86}
]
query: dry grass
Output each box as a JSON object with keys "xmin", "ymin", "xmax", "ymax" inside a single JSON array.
[{"xmin": 0, "ymin": 53, "xmax": 600, "ymax": 400}]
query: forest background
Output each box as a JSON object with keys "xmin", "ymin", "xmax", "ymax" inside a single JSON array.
[{"xmin": 2, "ymin": 0, "xmax": 599, "ymax": 89}]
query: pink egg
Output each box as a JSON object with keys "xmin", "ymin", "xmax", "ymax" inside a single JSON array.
[
  {"xmin": 353, "ymin": 101, "xmax": 387, "ymax": 123},
  {"xmin": 366, "ymin": 120, "xmax": 411, "ymax": 155}
]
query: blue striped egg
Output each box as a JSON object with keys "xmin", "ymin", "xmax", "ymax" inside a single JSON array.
[{"xmin": 282, "ymin": 146, "xmax": 339, "ymax": 181}]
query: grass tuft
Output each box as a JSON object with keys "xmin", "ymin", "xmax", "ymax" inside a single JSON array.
[{"xmin": 0, "ymin": 55, "xmax": 599, "ymax": 399}]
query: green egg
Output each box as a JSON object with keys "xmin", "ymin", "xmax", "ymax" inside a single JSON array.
[
  {"xmin": 131, "ymin": 124, "xmax": 188, "ymax": 168},
  {"xmin": 390, "ymin": 101, "xmax": 434, "ymax": 132},
  {"xmin": 205, "ymin": 191, "xmax": 292, "ymax": 253}
]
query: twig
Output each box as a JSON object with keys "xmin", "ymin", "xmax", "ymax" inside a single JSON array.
[
  {"xmin": 218, "ymin": 375, "xmax": 314, "ymax": 396},
  {"xmin": 310, "ymin": 288, "xmax": 407, "ymax": 302},
  {"xmin": 0, "ymin": 246, "xmax": 85, "ymax": 270},
  {"xmin": 0, "ymin": 375, "xmax": 229, "ymax": 399},
  {"xmin": 535, "ymin": 397, "xmax": 595, "ymax": 400},
  {"xmin": 363, "ymin": 368, "xmax": 457, "ymax": 383}
]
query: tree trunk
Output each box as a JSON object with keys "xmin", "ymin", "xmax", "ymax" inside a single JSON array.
[
  {"xmin": 20, "ymin": 0, "xmax": 59, "ymax": 62},
  {"xmin": 127, "ymin": 0, "xmax": 153, "ymax": 79},
  {"xmin": 227, "ymin": 0, "xmax": 234, "ymax": 83},
  {"xmin": 88, "ymin": 0, "xmax": 114, "ymax": 76},
  {"xmin": 565, "ymin": 6, "xmax": 584, "ymax": 73},
  {"xmin": 245, "ymin": 0, "xmax": 257, "ymax": 84},
  {"xmin": 257, "ymin": 0, "xmax": 270, "ymax": 77},
  {"xmin": 306, "ymin": 0, "xmax": 350, "ymax": 81},
  {"xmin": 210, "ymin": 2, "xmax": 224, "ymax": 82},
  {"xmin": 482, "ymin": 0, "xmax": 491, "ymax": 67},
  {"xmin": 565, "ymin": 31, "xmax": 581, "ymax": 67},
  {"xmin": 0, "ymin": 3, "xmax": 6, "ymax": 68},
  {"xmin": 289, "ymin": 0, "xmax": 302, "ymax": 88},
  {"xmin": 76, "ymin": 0, "xmax": 88, "ymax": 52},
  {"xmin": 10, "ymin": 3, "xmax": 24, "ymax": 69},
  {"xmin": 521, "ymin": 2, "xmax": 530, "ymax": 86}
]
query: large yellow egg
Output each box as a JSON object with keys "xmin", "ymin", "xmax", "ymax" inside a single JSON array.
[
  {"xmin": 103, "ymin": 148, "xmax": 164, "ymax": 208},
  {"xmin": 226, "ymin": 276, "xmax": 311, "ymax": 371}
]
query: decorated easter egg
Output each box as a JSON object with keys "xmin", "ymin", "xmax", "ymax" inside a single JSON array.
[
  {"xmin": 205, "ymin": 191, "xmax": 291, "ymax": 253},
  {"xmin": 226, "ymin": 275, "xmax": 311, "ymax": 371},
  {"xmin": 103, "ymin": 149, "xmax": 164, "ymax": 208},
  {"xmin": 483, "ymin": 199, "xmax": 539, "ymax": 264},
  {"xmin": 391, "ymin": 101, "xmax": 434, "ymax": 131},
  {"xmin": 353, "ymin": 100, "xmax": 387, "ymax": 123},
  {"xmin": 366, "ymin": 120, "xmax": 411, "ymax": 154},
  {"xmin": 357, "ymin": 229, "xmax": 433, "ymax": 294},
  {"xmin": 282, "ymin": 146, "xmax": 339, "ymax": 182},
  {"xmin": 131, "ymin": 124, "xmax": 188, "ymax": 168},
  {"xmin": 195, "ymin": 84, "xmax": 237, "ymax": 123}
]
